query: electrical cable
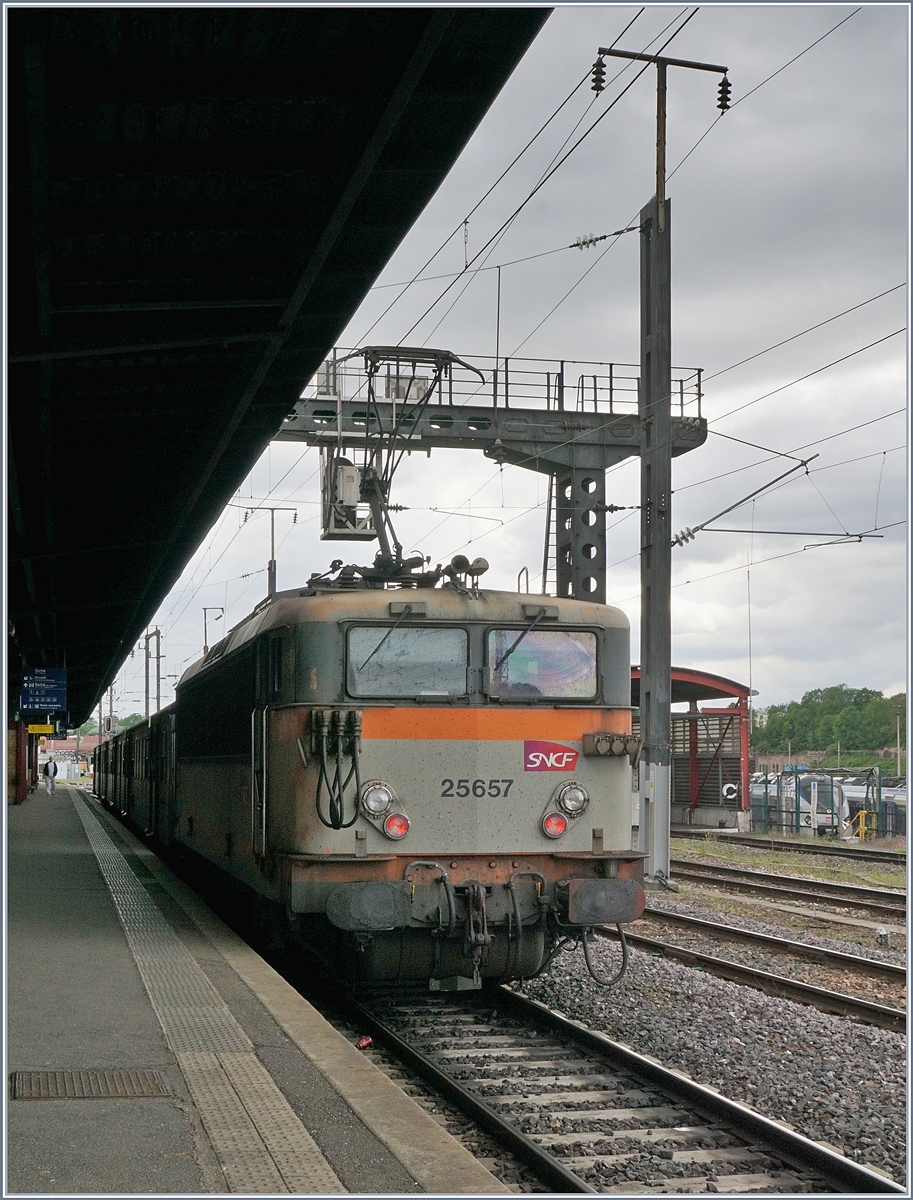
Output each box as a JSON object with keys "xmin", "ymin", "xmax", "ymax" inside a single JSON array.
[
  {"xmin": 118, "ymin": 7, "xmax": 894, "ymax": 704},
  {"xmin": 355, "ymin": 7, "xmax": 650, "ymax": 346},
  {"xmin": 675, "ymin": 435, "xmax": 905, "ymax": 496},
  {"xmin": 712, "ymin": 329, "xmax": 905, "ymax": 424},
  {"xmin": 416, "ymin": 11, "xmax": 685, "ymax": 348},
  {"xmin": 159, "ymin": 456, "xmax": 319, "ymax": 638},
  {"xmin": 398, "ymin": 8, "xmax": 700, "ymax": 345},
  {"xmin": 354, "ymin": 45, "xmax": 613, "ymax": 347},
  {"xmin": 499, "ymin": 5, "xmax": 878, "ymax": 360},
  {"xmin": 702, "ymin": 284, "xmax": 905, "ymax": 384},
  {"xmin": 179, "ymin": 9, "xmax": 883, "ymax": 590},
  {"xmin": 608, "ymin": 519, "xmax": 906, "ymax": 606},
  {"xmin": 666, "ymin": 7, "xmax": 862, "ymax": 184}
]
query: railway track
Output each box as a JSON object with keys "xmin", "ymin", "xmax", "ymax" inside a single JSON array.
[
  {"xmin": 672, "ymin": 830, "xmax": 905, "ymax": 865},
  {"xmin": 670, "ymin": 859, "xmax": 906, "ymax": 920},
  {"xmin": 597, "ymin": 914, "xmax": 905, "ymax": 1033},
  {"xmin": 340, "ymin": 984, "xmax": 902, "ymax": 1194}
]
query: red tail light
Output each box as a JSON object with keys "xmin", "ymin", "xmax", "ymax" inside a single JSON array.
[
  {"xmin": 541, "ymin": 811, "xmax": 568, "ymax": 838},
  {"xmin": 383, "ymin": 812, "xmax": 410, "ymax": 840}
]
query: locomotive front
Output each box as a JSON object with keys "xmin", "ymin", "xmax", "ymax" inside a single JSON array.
[{"xmin": 244, "ymin": 586, "xmax": 645, "ymax": 988}]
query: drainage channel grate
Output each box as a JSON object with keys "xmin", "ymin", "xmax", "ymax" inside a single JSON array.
[{"xmin": 10, "ymin": 1069, "xmax": 173, "ymax": 1100}]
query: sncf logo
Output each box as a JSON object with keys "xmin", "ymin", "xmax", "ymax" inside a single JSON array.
[{"xmin": 524, "ymin": 741, "xmax": 579, "ymax": 772}]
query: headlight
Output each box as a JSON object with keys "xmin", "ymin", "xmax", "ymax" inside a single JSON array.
[
  {"xmin": 361, "ymin": 781, "xmax": 394, "ymax": 817},
  {"xmin": 555, "ymin": 781, "xmax": 590, "ymax": 817}
]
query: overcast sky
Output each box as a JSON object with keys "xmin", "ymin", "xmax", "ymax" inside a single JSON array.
[{"xmin": 114, "ymin": 4, "xmax": 908, "ymax": 720}]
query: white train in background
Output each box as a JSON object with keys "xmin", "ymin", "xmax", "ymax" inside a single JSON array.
[{"xmin": 750, "ymin": 770, "xmax": 906, "ymax": 836}]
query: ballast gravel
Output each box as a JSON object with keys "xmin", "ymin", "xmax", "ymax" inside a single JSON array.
[{"xmin": 520, "ymin": 937, "xmax": 906, "ymax": 1187}]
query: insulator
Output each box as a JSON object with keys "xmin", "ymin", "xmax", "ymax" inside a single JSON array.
[
  {"xmin": 717, "ymin": 75, "xmax": 731, "ymax": 113},
  {"xmin": 591, "ymin": 58, "xmax": 606, "ymax": 94}
]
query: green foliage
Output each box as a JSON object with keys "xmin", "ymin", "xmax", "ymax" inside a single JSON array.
[
  {"xmin": 752, "ymin": 687, "xmax": 905, "ymax": 754},
  {"xmin": 118, "ymin": 713, "xmax": 146, "ymax": 732},
  {"xmin": 78, "ymin": 717, "xmax": 97, "ymax": 735}
]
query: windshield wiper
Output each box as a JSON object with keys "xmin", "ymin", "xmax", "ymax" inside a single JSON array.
[
  {"xmin": 359, "ymin": 604, "xmax": 413, "ymax": 671},
  {"xmin": 494, "ymin": 606, "xmax": 548, "ymax": 674}
]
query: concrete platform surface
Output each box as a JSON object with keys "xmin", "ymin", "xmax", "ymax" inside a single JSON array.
[{"xmin": 6, "ymin": 781, "xmax": 507, "ymax": 1194}]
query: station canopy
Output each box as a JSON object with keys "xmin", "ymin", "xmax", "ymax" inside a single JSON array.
[
  {"xmin": 631, "ymin": 667, "xmax": 753, "ymax": 708},
  {"xmin": 7, "ymin": 7, "xmax": 550, "ymax": 726}
]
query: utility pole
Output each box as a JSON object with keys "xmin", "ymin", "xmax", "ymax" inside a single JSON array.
[
  {"xmin": 144, "ymin": 628, "xmax": 162, "ymax": 717},
  {"xmin": 596, "ymin": 45, "xmax": 729, "ymax": 882},
  {"xmin": 202, "ymin": 608, "xmax": 224, "ymax": 656},
  {"xmin": 892, "ymin": 701, "xmax": 904, "ymax": 775},
  {"xmin": 240, "ymin": 505, "xmax": 297, "ymax": 598}
]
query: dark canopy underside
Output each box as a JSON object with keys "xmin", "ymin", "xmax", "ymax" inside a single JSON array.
[{"xmin": 7, "ymin": 7, "xmax": 550, "ymax": 724}]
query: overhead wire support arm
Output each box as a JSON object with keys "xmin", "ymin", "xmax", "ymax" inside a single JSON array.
[
  {"xmin": 597, "ymin": 48, "xmax": 728, "ymax": 74},
  {"xmin": 672, "ymin": 455, "xmax": 819, "ymax": 546}
]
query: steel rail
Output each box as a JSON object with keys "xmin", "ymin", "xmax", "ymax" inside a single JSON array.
[
  {"xmin": 672, "ymin": 829, "xmax": 906, "ymax": 865},
  {"xmin": 499, "ymin": 988, "xmax": 905, "ymax": 1194},
  {"xmin": 596, "ymin": 927, "xmax": 905, "ymax": 1033},
  {"xmin": 671, "ymin": 858, "xmax": 905, "ymax": 905},
  {"xmin": 344, "ymin": 983, "xmax": 903, "ymax": 1194},
  {"xmin": 340, "ymin": 992, "xmax": 596, "ymax": 1194},
  {"xmin": 642, "ymin": 907, "xmax": 907, "ymax": 980},
  {"xmin": 671, "ymin": 863, "xmax": 906, "ymax": 920}
]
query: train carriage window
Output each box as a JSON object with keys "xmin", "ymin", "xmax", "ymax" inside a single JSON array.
[
  {"xmin": 347, "ymin": 626, "xmax": 467, "ymax": 697},
  {"xmin": 270, "ymin": 637, "xmax": 282, "ymax": 695},
  {"xmin": 488, "ymin": 629, "xmax": 598, "ymax": 699}
]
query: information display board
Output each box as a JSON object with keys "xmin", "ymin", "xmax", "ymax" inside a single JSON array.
[{"xmin": 20, "ymin": 668, "xmax": 67, "ymax": 714}]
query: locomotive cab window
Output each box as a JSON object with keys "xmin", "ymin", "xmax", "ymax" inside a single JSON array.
[
  {"xmin": 347, "ymin": 626, "xmax": 468, "ymax": 697},
  {"xmin": 488, "ymin": 628, "xmax": 598, "ymax": 699}
]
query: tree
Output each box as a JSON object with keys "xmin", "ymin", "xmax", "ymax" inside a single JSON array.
[
  {"xmin": 78, "ymin": 717, "xmax": 97, "ymax": 735},
  {"xmin": 118, "ymin": 713, "xmax": 145, "ymax": 732},
  {"xmin": 750, "ymin": 687, "xmax": 905, "ymax": 754}
]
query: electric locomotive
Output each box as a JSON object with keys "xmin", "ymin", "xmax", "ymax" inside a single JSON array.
[
  {"xmin": 95, "ymin": 342, "xmax": 646, "ymax": 988},
  {"xmin": 95, "ymin": 560, "xmax": 645, "ymax": 989}
]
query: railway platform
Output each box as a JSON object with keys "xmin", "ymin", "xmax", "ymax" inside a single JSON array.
[{"xmin": 6, "ymin": 780, "xmax": 507, "ymax": 1194}]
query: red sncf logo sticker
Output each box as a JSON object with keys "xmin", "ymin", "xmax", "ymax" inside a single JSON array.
[{"xmin": 524, "ymin": 741, "xmax": 579, "ymax": 771}]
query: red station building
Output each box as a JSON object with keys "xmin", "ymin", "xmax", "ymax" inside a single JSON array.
[{"xmin": 632, "ymin": 666, "xmax": 753, "ymax": 829}]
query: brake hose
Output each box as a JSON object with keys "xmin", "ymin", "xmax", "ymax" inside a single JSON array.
[{"xmin": 582, "ymin": 923, "xmax": 629, "ymax": 987}]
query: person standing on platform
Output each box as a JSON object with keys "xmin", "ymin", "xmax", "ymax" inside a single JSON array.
[{"xmin": 43, "ymin": 756, "xmax": 58, "ymax": 795}]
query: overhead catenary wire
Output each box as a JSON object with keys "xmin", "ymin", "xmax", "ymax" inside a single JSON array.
[
  {"xmin": 666, "ymin": 6, "xmax": 862, "ymax": 184},
  {"xmin": 675, "ymin": 436, "xmax": 905, "ymax": 495},
  {"xmin": 188, "ymin": 7, "xmax": 893, "ymax": 597},
  {"xmin": 415, "ymin": 12, "xmax": 691, "ymax": 348},
  {"xmin": 397, "ymin": 8, "xmax": 700, "ymax": 345},
  {"xmin": 711, "ymin": 329, "xmax": 906, "ymax": 424},
  {"xmin": 354, "ymin": 7, "xmax": 651, "ymax": 347},
  {"xmin": 497, "ymin": 9, "xmax": 875, "ymax": 360},
  {"xmin": 672, "ymin": 457, "xmax": 819, "ymax": 546},
  {"xmin": 122, "ymin": 9, "xmax": 900, "ymax": 705},
  {"xmin": 352, "ymin": 9, "xmax": 647, "ymax": 348},
  {"xmin": 412, "ymin": 388, "xmax": 904, "ymax": 557},
  {"xmin": 702, "ymin": 284, "xmax": 906, "ymax": 384},
  {"xmin": 606, "ymin": 520, "xmax": 906, "ymax": 598}
]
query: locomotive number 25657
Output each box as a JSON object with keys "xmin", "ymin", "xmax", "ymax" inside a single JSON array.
[{"xmin": 440, "ymin": 778, "xmax": 514, "ymax": 798}]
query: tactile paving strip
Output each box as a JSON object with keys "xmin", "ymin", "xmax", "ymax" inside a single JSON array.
[
  {"xmin": 10, "ymin": 1068, "xmax": 171, "ymax": 1100},
  {"xmin": 69, "ymin": 793, "xmax": 344, "ymax": 1193},
  {"xmin": 219, "ymin": 1050, "xmax": 346, "ymax": 1193}
]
